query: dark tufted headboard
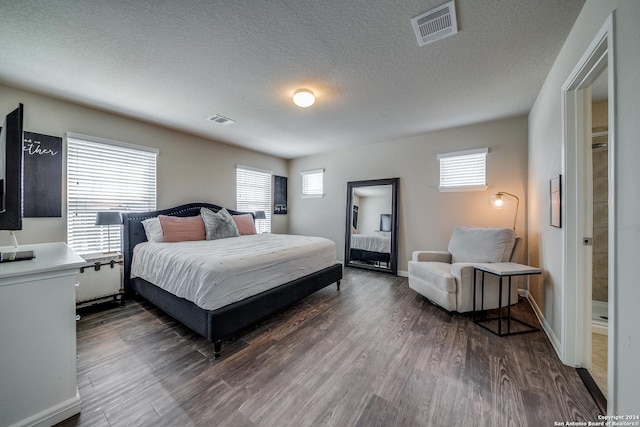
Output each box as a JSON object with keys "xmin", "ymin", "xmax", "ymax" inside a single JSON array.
[{"xmin": 121, "ymin": 202, "xmax": 250, "ymax": 295}]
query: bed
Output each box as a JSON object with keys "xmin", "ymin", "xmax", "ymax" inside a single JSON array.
[
  {"xmin": 349, "ymin": 232, "xmax": 391, "ymax": 265},
  {"xmin": 122, "ymin": 202, "xmax": 342, "ymax": 358}
]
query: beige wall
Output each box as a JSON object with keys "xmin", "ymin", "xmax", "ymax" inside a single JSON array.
[
  {"xmin": 289, "ymin": 115, "xmax": 529, "ymax": 272},
  {"xmin": 0, "ymin": 84, "xmax": 288, "ymax": 247},
  {"xmin": 528, "ymin": 0, "xmax": 640, "ymax": 412},
  {"xmin": 358, "ymin": 195, "xmax": 391, "ymax": 234}
]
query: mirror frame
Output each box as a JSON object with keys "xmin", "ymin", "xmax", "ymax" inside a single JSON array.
[{"xmin": 344, "ymin": 178, "xmax": 399, "ymax": 275}]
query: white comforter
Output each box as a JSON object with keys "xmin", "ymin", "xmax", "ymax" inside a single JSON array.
[
  {"xmin": 350, "ymin": 233, "xmax": 391, "ymax": 253},
  {"xmin": 131, "ymin": 233, "xmax": 337, "ymax": 311}
]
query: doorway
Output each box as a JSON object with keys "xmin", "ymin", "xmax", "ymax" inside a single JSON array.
[
  {"xmin": 561, "ymin": 13, "xmax": 615, "ymax": 413},
  {"xmin": 588, "ymin": 68, "xmax": 609, "ymax": 402}
]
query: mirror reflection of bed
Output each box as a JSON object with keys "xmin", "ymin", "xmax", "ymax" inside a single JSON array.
[{"xmin": 345, "ymin": 178, "xmax": 399, "ymax": 275}]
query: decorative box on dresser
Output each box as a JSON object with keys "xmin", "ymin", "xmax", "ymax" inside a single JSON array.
[{"xmin": 0, "ymin": 242, "xmax": 85, "ymax": 427}]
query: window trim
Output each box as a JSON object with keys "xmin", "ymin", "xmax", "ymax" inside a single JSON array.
[
  {"xmin": 301, "ymin": 168, "xmax": 325, "ymax": 198},
  {"xmin": 437, "ymin": 147, "xmax": 488, "ymax": 192},
  {"xmin": 67, "ymin": 132, "xmax": 159, "ymax": 154}
]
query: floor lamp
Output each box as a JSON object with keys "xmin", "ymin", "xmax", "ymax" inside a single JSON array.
[{"xmin": 488, "ymin": 192, "xmax": 520, "ymax": 230}]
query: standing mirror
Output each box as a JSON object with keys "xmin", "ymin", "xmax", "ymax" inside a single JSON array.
[{"xmin": 345, "ymin": 178, "xmax": 399, "ymax": 275}]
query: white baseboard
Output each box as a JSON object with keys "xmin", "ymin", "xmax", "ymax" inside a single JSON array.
[
  {"xmin": 527, "ymin": 294, "xmax": 563, "ymax": 360},
  {"xmin": 592, "ymin": 321, "xmax": 608, "ymax": 336},
  {"xmin": 16, "ymin": 391, "xmax": 81, "ymax": 427}
]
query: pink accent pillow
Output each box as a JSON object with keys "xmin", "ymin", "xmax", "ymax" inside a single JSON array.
[
  {"xmin": 159, "ymin": 215, "xmax": 206, "ymax": 242},
  {"xmin": 232, "ymin": 214, "xmax": 257, "ymax": 235}
]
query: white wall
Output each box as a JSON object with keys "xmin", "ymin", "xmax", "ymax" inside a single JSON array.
[
  {"xmin": 289, "ymin": 115, "xmax": 529, "ymax": 272},
  {"xmin": 0, "ymin": 84, "xmax": 288, "ymax": 247},
  {"xmin": 528, "ymin": 0, "xmax": 640, "ymax": 413},
  {"xmin": 358, "ymin": 195, "xmax": 390, "ymax": 234}
]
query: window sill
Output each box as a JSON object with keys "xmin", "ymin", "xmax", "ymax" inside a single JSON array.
[{"xmin": 438, "ymin": 185, "xmax": 488, "ymax": 192}]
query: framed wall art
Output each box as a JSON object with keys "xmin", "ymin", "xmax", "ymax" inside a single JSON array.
[
  {"xmin": 274, "ymin": 175, "xmax": 287, "ymax": 214},
  {"xmin": 550, "ymin": 174, "xmax": 562, "ymax": 228},
  {"xmin": 23, "ymin": 131, "xmax": 62, "ymax": 217}
]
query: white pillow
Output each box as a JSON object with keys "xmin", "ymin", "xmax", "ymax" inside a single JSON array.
[{"xmin": 141, "ymin": 217, "xmax": 164, "ymax": 242}]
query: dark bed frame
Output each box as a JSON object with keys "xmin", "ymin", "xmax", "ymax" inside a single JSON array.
[
  {"xmin": 349, "ymin": 248, "xmax": 391, "ymax": 264},
  {"xmin": 122, "ymin": 202, "xmax": 342, "ymax": 358}
]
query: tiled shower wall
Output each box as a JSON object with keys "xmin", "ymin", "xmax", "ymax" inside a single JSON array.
[{"xmin": 592, "ymin": 101, "xmax": 608, "ymax": 303}]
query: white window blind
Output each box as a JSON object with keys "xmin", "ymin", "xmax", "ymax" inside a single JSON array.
[
  {"xmin": 437, "ymin": 148, "xmax": 488, "ymax": 191},
  {"xmin": 236, "ymin": 165, "xmax": 271, "ymax": 233},
  {"xmin": 67, "ymin": 133, "xmax": 158, "ymax": 254},
  {"xmin": 301, "ymin": 169, "xmax": 324, "ymax": 198}
]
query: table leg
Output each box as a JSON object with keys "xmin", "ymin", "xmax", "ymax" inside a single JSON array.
[
  {"xmin": 498, "ymin": 275, "xmax": 503, "ymax": 336},
  {"xmin": 481, "ymin": 271, "xmax": 485, "ymax": 315},
  {"xmin": 507, "ymin": 276, "xmax": 512, "ymax": 334},
  {"xmin": 473, "ymin": 268, "xmax": 477, "ymax": 321}
]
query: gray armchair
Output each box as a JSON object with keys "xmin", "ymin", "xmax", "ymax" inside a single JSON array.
[{"xmin": 408, "ymin": 226, "xmax": 522, "ymax": 313}]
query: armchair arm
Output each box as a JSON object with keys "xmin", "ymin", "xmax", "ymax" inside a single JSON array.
[
  {"xmin": 411, "ymin": 250, "xmax": 452, "ymax": 263},
  {"xmin": 450, "ymin": 263, "xmax": 475, "ymax": 281}
]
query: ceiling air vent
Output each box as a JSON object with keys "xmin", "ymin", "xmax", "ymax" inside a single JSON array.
[
  {"xmin": 411, "ymin": 0, "xmax": 458, "ymax": 47},
  {"xmin": 207, "ymin": 114, "xmax": 236, "ymax": 126}
]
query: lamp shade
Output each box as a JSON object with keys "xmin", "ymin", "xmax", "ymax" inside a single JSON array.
[
  {"xmin": 95, "ymin": 211, "xmax": 123, "ymax": 226},
  {"xmin": 488, "ymin": 192, "xmax": 519, "ymax": 230},
  {"xmin": 488, "ymin": 193, "xmax": 510, "ymax": 209},
  {"xmin": 254, "ymin": 210, "xmax": 266, "ymax": 220}
]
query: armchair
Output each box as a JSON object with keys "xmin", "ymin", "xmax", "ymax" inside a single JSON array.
[{"xmin": 408, "ymin": 226, "xmax": 522, "ymax": 313}]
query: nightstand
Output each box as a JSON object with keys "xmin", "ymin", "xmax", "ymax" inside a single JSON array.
[{"xmin": 76, "ymin": 252, "xmax": 124, "ymax": 307}]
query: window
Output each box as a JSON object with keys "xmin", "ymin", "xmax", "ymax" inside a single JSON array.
[
  {"xmin": 67, "ymin": 133, "xmax": 158, "ymax": 254},
  {"xmin": 437, "ymin": 148, "xmax": 488, "ymax": 191},
  {"xmin": 236, "ymin": 165, "xmax": 271, "ymax": 233},
  {"xmin": 301, "ymin": 169, "xmax": 324, "ymax": 198}
]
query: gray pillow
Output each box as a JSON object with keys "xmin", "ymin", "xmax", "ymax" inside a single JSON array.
[{"xmin": 201, "ymin": 208, "xmax": 239, "ymax": 240}]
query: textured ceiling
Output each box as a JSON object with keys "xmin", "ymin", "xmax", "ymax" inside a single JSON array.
[{"xmin": 0, "ymin": 0, "xmax": 585, "ymax": 159}]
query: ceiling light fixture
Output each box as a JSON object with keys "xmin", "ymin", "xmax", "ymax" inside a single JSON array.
[{"xmin": 293, "ymin": 89, "xmax": 315, "ymax": 108}]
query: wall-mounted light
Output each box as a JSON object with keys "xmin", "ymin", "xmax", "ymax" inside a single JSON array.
[
  {"xmin": 293, "ymin": 89, "xmax": 315, "ymax": 108},
  {"xmin": 489, "ymin": 192, "xmax": 519, "ymax": 230}
]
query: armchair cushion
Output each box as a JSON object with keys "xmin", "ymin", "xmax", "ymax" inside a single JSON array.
[
  {"xmin": 408, "ymin": 262, "xmax": 456, "ymax": 293},
  {"xmin": 448, "ymin": 226, "xmax": 516, "ymax": 264}
]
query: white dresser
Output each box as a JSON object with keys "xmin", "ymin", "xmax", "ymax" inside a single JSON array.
[{"xmin": 0, "ymin": 242, "xmax": 85, "ymax": 427}]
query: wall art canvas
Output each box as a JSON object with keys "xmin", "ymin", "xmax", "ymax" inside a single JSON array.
[
  {"xmin": 23, "ymin": 131, "xmax": 62, "ymax": 217},
  {"xmin": 274, "ymin": 175, "xmax": 287, "ymax": 214},
  {"xmin": 550, "ymin": 174, "xmax": 561, "ymax": 228}
]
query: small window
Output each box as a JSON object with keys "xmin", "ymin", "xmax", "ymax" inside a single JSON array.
[
  {"xmin": 236, "ymin": 165, "xmax": 272, "ymax": 233},
  {"xmin": 301, "ymin": 169, "xmax": 324, "ymax": 198},
  {"xmin": 437, "ymin": 148, "xmax": 488, "ymax": 192}
]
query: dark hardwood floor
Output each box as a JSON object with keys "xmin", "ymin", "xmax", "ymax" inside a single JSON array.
[{"xmin": 58, "ymin": 269, "xmax": 600, "ymax": 427}]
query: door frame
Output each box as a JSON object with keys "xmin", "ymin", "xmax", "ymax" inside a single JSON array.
[{"xmin": 561, "ymin": 13, "xmax": 616, "ymax": 410}]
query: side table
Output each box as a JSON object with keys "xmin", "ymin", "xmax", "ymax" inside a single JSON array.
[{"xmin": 472, "ymin": 262, "xmax": 542, "ymax": 336}]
